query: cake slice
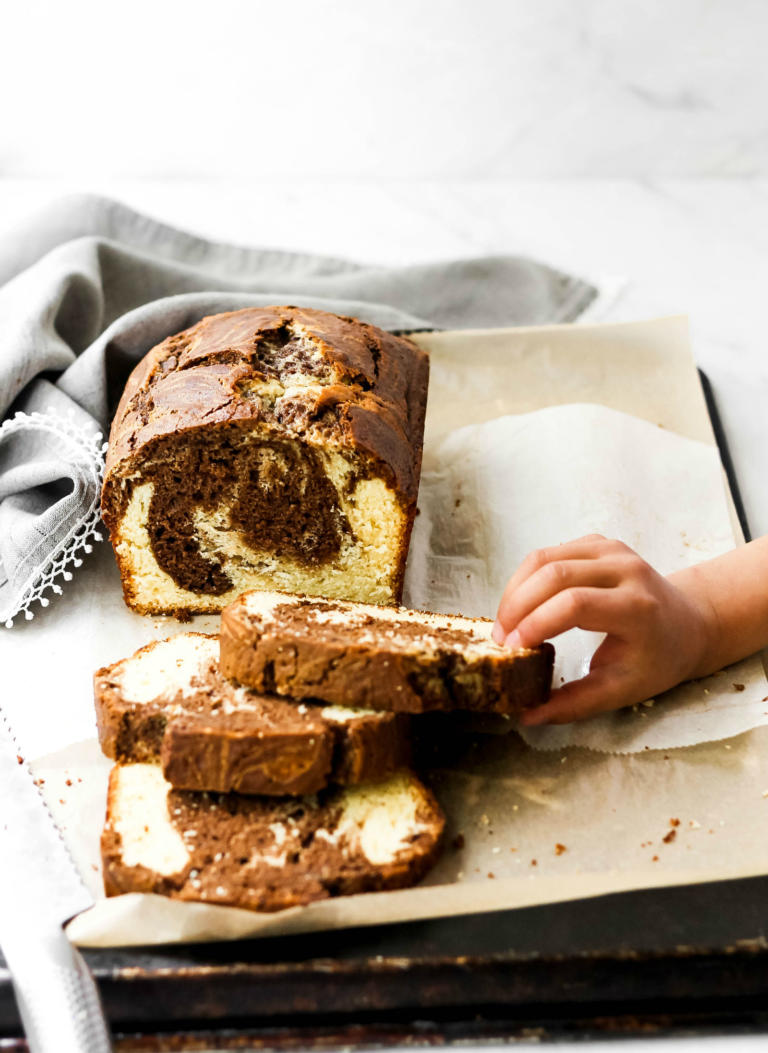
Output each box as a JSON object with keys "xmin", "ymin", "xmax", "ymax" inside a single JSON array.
[
  {"xmin": 101, "ymin": 764, "xmax": 444, "ymax": 911},
  {"xmin": 100, "ymin": 306, "xmax": 429, "ymax": 617},
  {"xmin": 220, "ymin": 591, "xmax": 555, "ymax": 715},
  {"xmin": 94, "ymin": 634, "xmax": 410, "ymax": 796}
]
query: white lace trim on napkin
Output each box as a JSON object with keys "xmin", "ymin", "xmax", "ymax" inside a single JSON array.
[{"xmin": 0, "ymin": 411, "xmax": 107, "ymax": 628}]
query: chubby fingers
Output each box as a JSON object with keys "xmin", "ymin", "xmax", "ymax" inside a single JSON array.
[
  {"xmin": 495, "ymin": 556, "xmax": 624, "ymax": 644},
  {"xmin": 493, "ymin": 536, "xmax": 638, "ymax": 644},
  {"xmin": 501, "ymin": 585, "xmax": 638, "ymax": 650}
]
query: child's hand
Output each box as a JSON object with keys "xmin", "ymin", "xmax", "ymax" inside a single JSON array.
[{"xmin": 492, "ymin": 534, "xmax": 714, "ymax": 726}]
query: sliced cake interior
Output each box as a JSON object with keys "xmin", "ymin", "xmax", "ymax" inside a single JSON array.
[
  {"xmin": 101, "ymin": 307, "xmax": 429, "ymax": 615},
  {"xmin": 94, "ymin": 633, "xmax": 410, "ymax": 794},
  {"xmin": 101, "ymin": 763, "xmax": 445, "ymax": 912},
  {"xmin": 220, "ymin": 591, "xmax": 555, "ymax": 715},
  {"xmin": 107, "ymin": 423, "xmax": 408, "ymax": 612}
]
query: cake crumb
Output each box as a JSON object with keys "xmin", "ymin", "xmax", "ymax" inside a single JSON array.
[
  {"xmin": 480, "ymin": 813, "xmax": 490, "ymax": 825},
  {"xmin": 662, "ymin": 829, "xmax": 676, "ymax": 844},
  {"xmin": 530, "ymin": 859, "xmax": 537, "ymax": 867},
  {"xmin": 733, "ymin": 683, "xmax": 745, "ymax": 692},
  {"xmin": 16, "ymin": 755, "xmax": 23, "ymax": 765},
  {"xmin": 652, "ymin": 855, "xmax": 659, "ymax": 862},
  {"xmin": 492, "ymin": 846, "xmax": 501, "ymax": 854},
  {"xmin": 487, "ymin": 872, "xmax": 495, "ymax": 879},
  {"xmin": 669, "ymin": 818, "xmax": 680, "ymax": 827},
  {"xmin": 555, "ymin": 843, "xmax": 567, "ymax": 855},
  {"xmin": 65, "ymin": 779, "xmax": 72, "ymax": 787},
  {"xmin": 762, "ymin": 790, "xmax": 768, "ymax": 798},
  {"xmin": 451, "ymin": 833, "xmax": 465, "ymax": 851},
  {"xmin": 689, "ymin": 820, "xmax": 701, "ymax": 828}
]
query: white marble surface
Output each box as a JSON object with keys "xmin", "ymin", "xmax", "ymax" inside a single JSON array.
[
  {"xmin": 1, "ymin": 177, "xmax": 766, "ymax": 538},
  {"xmin": 2, "ymin": 0, "xmax": 767, "ymax": 178}
]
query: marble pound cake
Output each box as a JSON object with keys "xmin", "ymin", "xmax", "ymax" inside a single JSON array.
[
  {"xmin": 101, "ymin": 306, "xmax": 429, "ymax": 616},
  {"xmin": 101, "ymin": 764, "xmax": 445, "ymax": 911},
  {"xmin": 94, "ymin": 633, "xmax": 411, "ymax": 795},
  {"xmin": 221, "ymin": 591, "xmax": 555, "ymax": 715}
]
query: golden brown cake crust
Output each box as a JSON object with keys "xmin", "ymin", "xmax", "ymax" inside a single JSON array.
[
  {"xmin": 103, "ymin": 305, "xmax": 428, "ymax": 499},
  {"xmin": 220, "ymin": 594, "xmax": 555, "ymax": 716}
]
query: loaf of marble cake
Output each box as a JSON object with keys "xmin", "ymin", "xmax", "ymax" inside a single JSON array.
[
  {"xmin": 101, "ymin": 764, "xmax": 444, "ymax": 911},
  {"xmin": 221, "ymin": 591, "xmax": 555, "ymax": 715},
  {"xmin": 101, "ymin": 306, "xmax": 429, "ymax": 616},
  {"xmin": 94, "ymin": 633, "xmax": 411, "ymax": 795}
]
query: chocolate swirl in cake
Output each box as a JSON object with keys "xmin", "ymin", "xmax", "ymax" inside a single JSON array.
[{"xmin": 101, "ymin": 307, "xmax": 429, "ymax": 616}]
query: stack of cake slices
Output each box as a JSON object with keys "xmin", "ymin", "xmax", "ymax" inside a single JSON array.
[{"xmin": 95, "ymin": 592, "xmax": 554, "ymax": 912}]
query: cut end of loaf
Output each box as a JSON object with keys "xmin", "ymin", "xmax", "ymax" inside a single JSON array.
[
  {"xmin": 104, "ymin": 432, "xmax": 409, "ymax": 615},
  {"xmin": 101, "ymin": 306, "xmax": 429, "ymax": 618}
]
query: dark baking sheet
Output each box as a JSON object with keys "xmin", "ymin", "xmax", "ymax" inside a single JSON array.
[{"xmin": 1, "ymin": 372, "xmax": 764, "ymax": 1048}]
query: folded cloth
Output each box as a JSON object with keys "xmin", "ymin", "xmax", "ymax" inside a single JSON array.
[{"xmin": 0, "ymin": 193, "xmax": 596, "ymax": 625}]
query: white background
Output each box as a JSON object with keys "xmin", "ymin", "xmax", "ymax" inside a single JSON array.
[{"xmin": 2, "ymin": 0, "xmax": 768, "ymax": 179}]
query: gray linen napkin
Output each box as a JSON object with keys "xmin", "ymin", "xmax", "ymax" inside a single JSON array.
[{"xmin": 0, "ymin": 193, "xmax": 597, "ymax": 624}]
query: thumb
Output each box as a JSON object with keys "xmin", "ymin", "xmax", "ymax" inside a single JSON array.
[{"xmin": 520, "ymin": 668, "xmax": 633, "ymax": 726}]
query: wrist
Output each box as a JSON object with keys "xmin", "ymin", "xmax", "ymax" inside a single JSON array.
[{"xmin": 667, "ymin": 564, "xmax": 722, "ymax": 680}]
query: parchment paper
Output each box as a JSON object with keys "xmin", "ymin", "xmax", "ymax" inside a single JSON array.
[
  {"xmin": 3, "ymin": 316, "xmax": 767, "ymax": 948},
  {"xmin": 404, "ymin": 403, "xmax": 768, "ymax": 752}
]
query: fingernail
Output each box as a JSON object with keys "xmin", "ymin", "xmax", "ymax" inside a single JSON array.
[
  {"xmin": 491, "ymin": 620, "xmax": 505, "ymax": 645},
  {"xmin": 504, "ymin": 629, "xmax": 523, "ymax": 650}
]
